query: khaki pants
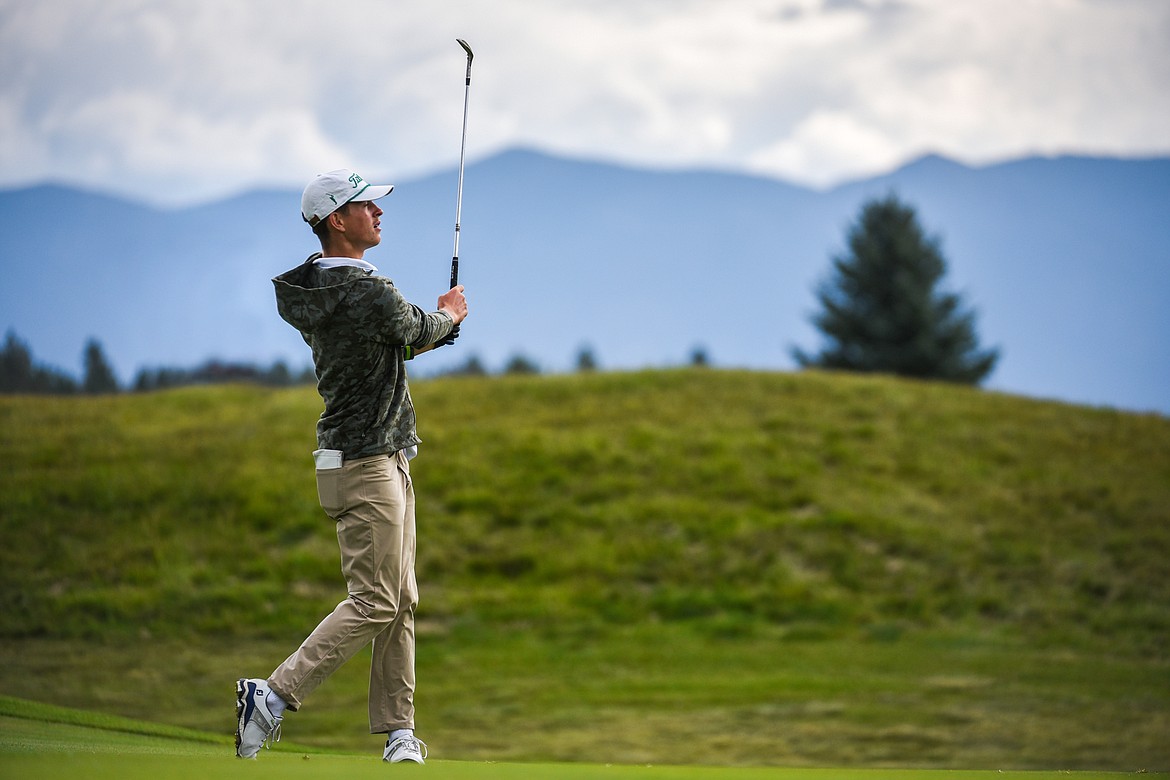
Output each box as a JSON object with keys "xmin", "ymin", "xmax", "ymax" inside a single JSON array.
[{"xmin": 268, "ymin": 450, "xmax": 418, "ymax": 733}]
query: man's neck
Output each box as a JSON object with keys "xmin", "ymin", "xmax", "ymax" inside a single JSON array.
[{"xmin": 319, "ymin": 239, "xmax": 365, "ymax": 260}]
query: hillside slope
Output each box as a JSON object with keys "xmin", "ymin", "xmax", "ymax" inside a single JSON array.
[
  {"xmin": 1, "ymin": 369, "xmax": 1166, "ymax": 648},
  {"xmin": 0, "ymin": 370, "xmax": 1167, "ymax": 768}
]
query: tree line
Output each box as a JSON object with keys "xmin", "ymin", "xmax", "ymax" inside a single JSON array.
[
  {"xmin": 3, "ymin": 195, "xmax": 996, "ymax": 395},
  {"xmin": 1, "ymin": 334, "xmax": 117, "ymax": 395},
  {"xmin": 0, "ymin": 330, "xmax": 709, "ymax": 395},
  {"xmin": 0, "ymin": 332, "xmax": 316, "ymax": 395}
]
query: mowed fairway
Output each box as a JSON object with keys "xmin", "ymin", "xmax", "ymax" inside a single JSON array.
[{"xmin": 0, "ymin": 701, "xmax": 1135, "ymax": 780}]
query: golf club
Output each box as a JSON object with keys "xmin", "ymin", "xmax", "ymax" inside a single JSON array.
[{"xmin": 451, "ymin": 38, "xmax": 474, "ymax": 290}]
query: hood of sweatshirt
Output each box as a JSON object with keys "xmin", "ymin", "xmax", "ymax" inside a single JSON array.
[{"xmin": 271, "ymin": 253, "xmax": 371, "ymax": 335}]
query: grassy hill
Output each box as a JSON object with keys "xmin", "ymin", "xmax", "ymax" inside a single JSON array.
[{"xmin": 0, "ymin": 369, "xmax": 1167, "ymax": 769}]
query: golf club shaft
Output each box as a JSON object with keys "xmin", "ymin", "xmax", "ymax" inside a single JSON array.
[{"xmin": 451, "ymin": 38, "xmax": 473, "ymax": 289}]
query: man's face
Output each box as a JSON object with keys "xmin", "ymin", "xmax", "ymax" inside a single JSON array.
[{"xmin": 336, "ymin": 200, "xmax": 383, "ymax": 250}]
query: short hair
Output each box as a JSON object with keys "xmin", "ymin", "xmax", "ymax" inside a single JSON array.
[{"xmin": 311, "ymin": 216, "xmax": 330, "ymax": 239}]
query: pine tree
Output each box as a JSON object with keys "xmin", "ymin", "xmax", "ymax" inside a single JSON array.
[
  {"xmin": 575, "ymin": 345, "xmax": 599, "ymax": 373},
  {"xmin": 793, "ymin": 194, "xmax": 998, "ymax": 384},
  {"xmin": 0, "ymin": 331, "xmax": 34, "ymax": 392},
  {"xmin": 0, "ymin": 331, "xmax": 78, "ymax": 394},
  {"xmin": 82, "ymin": 338, "xmax": 120, "ymax": 394}
]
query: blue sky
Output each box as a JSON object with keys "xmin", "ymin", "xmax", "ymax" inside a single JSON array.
[{"xmin": 2, "ymin": 0, "xmax": 1168, "ymax": 205}]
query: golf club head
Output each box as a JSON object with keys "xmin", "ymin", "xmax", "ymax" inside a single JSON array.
[{"xmin": 457, "ymin": 39, "xmax": 473, "ymax": 86}]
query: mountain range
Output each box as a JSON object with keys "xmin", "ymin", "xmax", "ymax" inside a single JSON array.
[{"xmin": 2, "ymin": 148, "xmax": 1167, "ymax": 414}]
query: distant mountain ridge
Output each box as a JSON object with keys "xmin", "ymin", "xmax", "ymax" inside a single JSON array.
[{"xmin": 2, "ymin": 148, "xmax": 1168, "ymax": 414}]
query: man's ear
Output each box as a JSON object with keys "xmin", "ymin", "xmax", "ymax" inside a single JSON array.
[{"xmin": 327, "ymin": 207, "xmax": 347, "ymax": 234}]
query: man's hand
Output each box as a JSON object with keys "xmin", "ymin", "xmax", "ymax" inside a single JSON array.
[
  {"xmin": 406, "ymin": 287, "xmax": 467, "ymax": 360},
  {"xmin": 438, "ymin": 285, "xmax": 468, "ymax": 324}
]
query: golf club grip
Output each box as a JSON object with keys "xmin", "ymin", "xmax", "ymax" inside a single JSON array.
[{"xmin": 450, "ymin": 257, "xmax": 459, "ymax": 289}]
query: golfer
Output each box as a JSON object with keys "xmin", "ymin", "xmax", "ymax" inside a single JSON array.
[{"xmin": 235, "ymin": 169, "xmax": 468, "ymax": 764}]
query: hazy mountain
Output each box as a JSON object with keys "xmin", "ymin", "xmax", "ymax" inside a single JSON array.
[{"xmin": 2, "ymin": 148, "xmax": 1167, "ymax": 414}]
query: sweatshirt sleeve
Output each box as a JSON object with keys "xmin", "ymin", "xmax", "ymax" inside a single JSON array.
[{"xmin": 354, "ymin": 276, "xmax": 455, "ymax": 347}]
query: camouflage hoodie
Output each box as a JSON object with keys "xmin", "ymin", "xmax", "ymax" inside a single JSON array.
[{"xmin": 272, "ymin": 253, "xmax": 455, "ymax": 459}]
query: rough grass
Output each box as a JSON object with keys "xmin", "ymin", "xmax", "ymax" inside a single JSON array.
[{"xmin": 0, "ymin": 369, "xmax": 1167, "ymax": 769}]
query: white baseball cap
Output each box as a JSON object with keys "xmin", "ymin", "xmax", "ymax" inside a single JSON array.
[{"xmin": 301, "ymin": 169, "xmax": 394, "ymax": 227}]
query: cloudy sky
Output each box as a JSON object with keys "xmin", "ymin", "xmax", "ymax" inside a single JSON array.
[{"xmin": 2, "ymin": 0, "xmax": 1167, "ymax": 206}]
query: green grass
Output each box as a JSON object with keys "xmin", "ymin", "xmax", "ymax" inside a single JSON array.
[
  {"xmin": 1, "ymin": 369, "xmax": 1168, "ymax": 770},
  {"xmin": 0, "ymin": 696, "xmax": 1141, "ymax": 780}
]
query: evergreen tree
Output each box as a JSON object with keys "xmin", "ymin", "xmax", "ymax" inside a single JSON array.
[
  {"xmin": 504, "ymin": 353, "xmax": 540, "ymax": 375},
  {"xmin": 0, "ymin": 331, "xmax": 34, "ymax": 392},
  {"xmin": 0, "ymin": 330, "xmax": 78, "ymax": 394},
  {"xmin": 82, "ymin": 338, "xmax": 120, "ymax": 394},
  {"xmin": 575, "ymin": 345, "xmax": 598, "ymax": 372},
  {"xmin": 689, "ymin": 345, "xmax": 710, "ymax": 368},
  {"xmin": 264, "ymin": 360, "xmax": 292, "ymax": 386},
  {"xmin": 453, "ymin": 354, "xmax": 488, "ymax": 377},
  {"xmin": 793, "ymin": 195, "xmax": 998, "ymax": 384}
]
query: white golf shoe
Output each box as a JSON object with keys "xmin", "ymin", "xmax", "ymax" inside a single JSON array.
[
  {"xmin": 235, "ymin": 678, "xmax": 283, "ymax": 758},
  {"xmin": 383, "ymin": 734, "xmax": 428, "ymax": 763}
]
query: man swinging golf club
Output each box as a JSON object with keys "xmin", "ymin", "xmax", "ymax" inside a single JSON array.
[
  {"xmin": 235, "ymin": 40, "xmax": 474, "ymax": 764},
  {"xmin": 235, "ymin": 165, "xmax": 467, "ymax": 764}
]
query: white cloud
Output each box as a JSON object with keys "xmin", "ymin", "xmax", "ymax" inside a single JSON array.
[
  {"xmin": 1, "ymin": 0, "xmax": 1167, "ymax": 204},
  {"xmin": 749, "ymin": 110, "xmax": 903, "ymax": 187},
  {"xmin": 745, "ymin": 0, "xmax": 1170, "ymax": 181}
]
